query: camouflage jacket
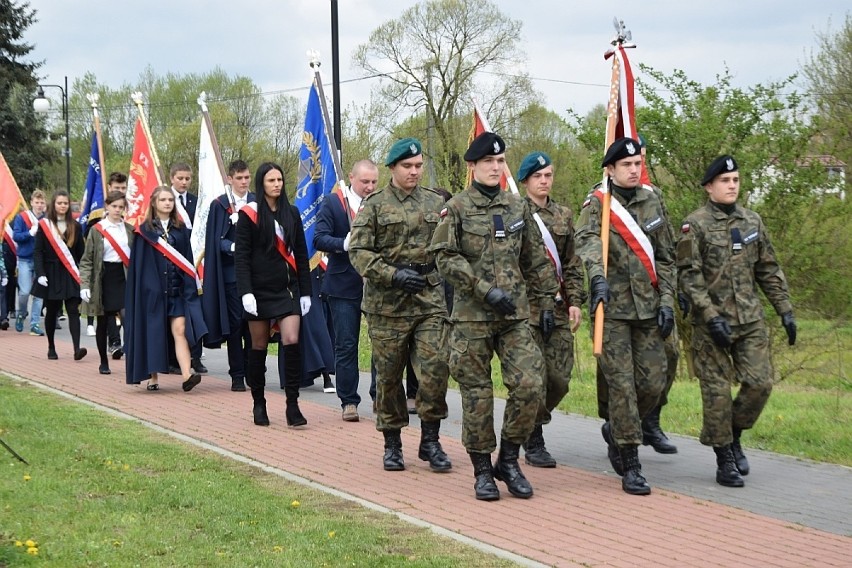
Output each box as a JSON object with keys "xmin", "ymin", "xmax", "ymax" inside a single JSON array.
[
  {"xmin": 348, "ymin": 182, "xmax": 447, "ymax": 317},
  {"xmin": 575, "ymin": 184, "xmax": 676, "ymax": 320},
  {"xmin": 430, "ymin": 186, "xmax": 557, "ymax": 322},
  {"xmin": 526, "ymin": 196, "xmax": 585, "ymax": 324},
  {"xmin": 677, "ymin": 202, "xmax": 792, "ymax": 326}
]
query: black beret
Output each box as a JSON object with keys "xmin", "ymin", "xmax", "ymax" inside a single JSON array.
[
  {"xmin": 701, "ymin": 155, "xmax": 738, "ymax": 186},
  {"xmin": 517, "ymin": 151, "xmax": 552, "ymax": 182},
  {"xmin": 601, "ymin": 137, "xmax": 641, "ymax": 167},
  {"xmin": 464, "ymin": 132, "xmax": 506, "ymax": 162},
  {"xmin": 385, "ymin": 137, "xmax": 422, "ymax": 167}
]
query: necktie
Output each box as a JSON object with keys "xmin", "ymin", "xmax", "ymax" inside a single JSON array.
[{"xmin": 180, "ymin": 194, "xmax": 185, "ymax": 207}]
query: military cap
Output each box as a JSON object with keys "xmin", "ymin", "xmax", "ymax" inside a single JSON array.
[
  {"xmin": 701, "ymin": 155, "xmax": 738, "ymax": 186},
  {"xmin": 601, "ymin": 137, "xmax": 641, "ymax": 167},
  {"xmin": 517, "ymin": 151, "xmax": 552, "ymax": 182},
  {"xmin": 464, "ymin": 132, "xmax": 506, "ymax": 162},
  {"xmin": 385, "ymin": 137, "xmax": 422, "ymax": 167}
]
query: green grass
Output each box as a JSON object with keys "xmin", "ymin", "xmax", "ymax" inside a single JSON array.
[
  {"xmin": 0, "ymin": 376, "xmax": 516, "ymax": 567},
  {"xmin": 358, "ymin": 318, "xmax": 852, "ymax": 467}
]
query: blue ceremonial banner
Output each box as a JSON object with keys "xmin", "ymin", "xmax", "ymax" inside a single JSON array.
[
  {"xmin": 80, "ymin": 132, "xmax": 105, "ymax": 231},
  {"xmin": 296, "ymin": 81, "xmax": 338, "ymax": 268}
]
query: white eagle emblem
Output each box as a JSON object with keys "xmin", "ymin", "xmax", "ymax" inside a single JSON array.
[
  {"xmin": 626, "ymin": 142, "xmax": 636, "ymax": 155},
  {"xmin": 537, "ymin": 155, "xmax": 546, "ymax": 166},
  {"xmin": 726, "ymin": 158, "xmax": 734, "ymax": 171},
  {"xmin": 493, "ymin": 141, "xmax": 500, "ymax": 154},
  {"xmin": 410, "ymin": 143, "xmax": 418, "ymax": 155}
]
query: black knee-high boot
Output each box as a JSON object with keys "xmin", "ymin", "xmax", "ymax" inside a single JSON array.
[
  {"xmin": 96, "ymin": 316, "xmax": 110, "ymax": 373},
  {"xmin": 281, "ymin": 343, "xmax": 307, "ymax": 427},
  {"xmin": 247, "ymin": 349, "xmax": 269, "ymax": 426}
]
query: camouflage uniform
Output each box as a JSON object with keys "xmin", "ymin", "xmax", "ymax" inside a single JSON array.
[
  {"xmin": 678, "ymin": 202, "xmax": 792, "ymax": 446},
  {"xmin": 526, "ymin": 196, "xmax": 585, "ymax": 425},
  {"xmin": 349, "ymin": 182, "xmax": 449, "ymax": 432},
  {"xmin": 430, "ymin": 187, "xmax": 556, "ymax": 453},
  {"xmin": 575, "ymin": 185, "xmax": 675, "ymax": 446}
]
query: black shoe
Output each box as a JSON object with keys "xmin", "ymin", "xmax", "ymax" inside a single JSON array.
[
  {"xmin": 619, "ymin": 446, "xmax": 651, "ymax": 495},
  {"xmin": 285, "ymin": 401, "xmax": 307, "ymax": 428},
  {"xmin": 714, "ymin": 445, "xmax": 745, "ymax": 487},
  {"xmin": 493, "ymin": 439, "xmax": 533, "ymax": 499},
  {"xmin": 47, "ymin": 349, "xmax": 58, "ymax": 360},
  {"xmin": 99, "ymin": 364, "xmax": 111, "ymax": 375},
  {"xmin": 182, "ymin": 374, "xmax": 201, "ymax": 392},
  {"xmin": 469, "ymin": 452, "xmax": 499, "ymax": 501},
  {"xmin": 74, "ymin": 348, "xmax": 88, "ymax": 361},
  {"xmin": 418, "ymin": 421, "xmax": 452, "ymax": 472},
  {"xmin": 731, "ymin": 429, "xmax": 750, "ymax": 475},
  {"xmin": 601, "ymin": 422, "xmax": 624, "ymax": 476},
  {"xmin": 253, "ymin": 402, "xmax": 270, "ymax": 426},
  {"xmin": 641, "ymin": 405, "xmax": 678, "ymax": 454},
  {"xmin": 110, "ymin": 345, "xmax": 123, "ymax": 360},
  {"xmin": 382, "ymin": 430, "xmax": 405, "ymax": 471},
  {"xmin": 0, "ymin": 319, "xmax": 8, "ymax": 330},
  {"xmin": 523, "ymin": 424, "xmax": 556, "ymax": 468},
  {"xmin": 231, "ymin": 378, "xmax": 247, "ymax": 392},
  {"xmin": 192, "ymin": 359, "xmax": 208, "ymax": 374}
]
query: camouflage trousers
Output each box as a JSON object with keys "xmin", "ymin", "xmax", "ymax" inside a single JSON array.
[
  {"xmin": 529, "ymin": 323, "xmax": 574, "ymax": 425},
  {"xmin": 597, "ymin": 323, "xmax": 679, "ymax": 419},
  {"xmin": 597, "ymin": 318, "xmax": 667, "ymax": 445},
  {"xmin": 692, "ymin": 320, "xmax": 773, "ymax": 446},
  {"xmin": 365, "ymin": 312, "xmax": 449, "ymax": 432},
  {"xmin": 450, "ymin": 319, "xmax": 544, "ymax": 453}
]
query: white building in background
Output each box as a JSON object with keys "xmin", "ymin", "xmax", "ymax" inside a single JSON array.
[{"xmin": 750, "ymin": 155, "xmax": 846, "ymax": 204}]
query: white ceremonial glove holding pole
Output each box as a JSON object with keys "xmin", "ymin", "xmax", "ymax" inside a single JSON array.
[
  {"xmin": 37, "ymin": 276, "xmax": 48, "ymax": 287},
  {"xmin": 343, "ymin": 232, "xmax": 351, "ymax": 252},
  {"xmin": 300, "ymin": 296, "xmax": 311, "ymax": 316}
]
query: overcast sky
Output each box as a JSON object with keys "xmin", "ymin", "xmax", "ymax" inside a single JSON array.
[{"xmin": 27, "ymin": 1, "xmax": 848, "ymax": 120}]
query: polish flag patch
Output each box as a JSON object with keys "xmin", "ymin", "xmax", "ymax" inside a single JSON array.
[{"xmin": 681, "ymin": 222, "xmax": 690, "ymax": 233}]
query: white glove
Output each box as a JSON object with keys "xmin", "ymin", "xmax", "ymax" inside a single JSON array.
[
  {"xmin": 229, "ymin": 212, "xmax": 239, "ymax": 225},
  {"xmin": 37, "ymin": 276, "xmax": 48, "ymax": 287},
  {"xmin": 0, "ymin": 277, "xmax": 7, "ymax": 287},
  {"xmin": 230, "ymin": 243, "xmax": 235, "ymax": 253},
  {"xmin": 300, "ymin": 296, "xmax": 311, "ymax": 316},
  {"xmin": 29, "ymin": 225, "xmax": 38, "ymax": 237},
  {"xmin": 241, "ymin": 293, "xmax": 257, "ymax": 316},
  {"xmin": 343, "ymin": 232, "xmax": 351, "ymax": 252},
  {"xmin": 80, "ymin": 289, "xmax": 91, "ymax": 303}
]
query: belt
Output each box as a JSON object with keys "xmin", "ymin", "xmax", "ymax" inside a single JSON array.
[{"xmin": 394, "ymin": 262, "xmax": 436, "ymax": 275}]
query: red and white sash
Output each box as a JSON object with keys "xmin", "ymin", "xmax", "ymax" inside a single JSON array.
[
  {"xmin": 241, "ymin": 202, "xmax": 298, "ymax": 273},
  {"xmin": 21, "ymin": 210, "xmax": 38, "ymax": 229},
  {"xmin": 138, "ymin": 225, "xmax": 202, "ymax": 292},
  {"xmin": 39, "ymin": 218, "xmax": 81, "ymax": 284},
  {"xmin": 172, "ymin": 189, "xmax": 193, "ymax": 229},
  {"xmin": 93, "ymin": 221, "xmax": 131, "ymax": 267},
  {"xmin": 3, "ymin": 224, "xmax": 16, "ymax": 255},
  {"xmin": 593, "ymin": 189, "xmax": 657, "ymax": 288}
]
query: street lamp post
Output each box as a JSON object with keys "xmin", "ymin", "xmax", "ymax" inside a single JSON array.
[{"xmin": 33, "ymin": 75, "xmax": 71, "ymax": 192}]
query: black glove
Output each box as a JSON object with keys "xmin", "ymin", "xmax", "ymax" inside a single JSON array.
[
  {"xmin": 707, "ymin": 316, "xmax": 732, "ymax": 348},
  {"xmin": 657, "ymin": 306, "xmax": 675, "ymax": 339},
  {"xmin": 589, "ymin": 275, "xmax": 610, "ymax": 318},
  {"xmin": 781, "ymin": 311, "xmax": 796, "ymax": 346},
  {"xmin": 484, "ymin": 287, "xmax": 517, "ymax": 316},
  {"xmin": 391, "ymin": 268, "xmax": 427, "ymax": 294},
  {"xmin": 678, "ymin": 292, "xmax": 690, "ymax": 317},
  {"xmin": 540, "ymin": 310, "xmax": 555, "ymax": 343}
]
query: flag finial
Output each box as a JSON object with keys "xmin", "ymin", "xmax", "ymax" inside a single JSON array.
[
  {"xmin": 86, "ymin": 92, "xmax": 99, "ymax": 109},
  {"xmin": 130, "ymin": 92, "xmax": 144, "ymax": 105},
  {"xmin": 307, "ymin": 50, "xmax": 321, "ymax": 69}
]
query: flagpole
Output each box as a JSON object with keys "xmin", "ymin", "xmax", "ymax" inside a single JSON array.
[
  {"xmin": 86, "ymin": 93, "xmax": 108, "ymax": 201},
  {"xmin": 197, "ymin": 92, "xmax": 232, "ymax": 207},
  {"xmin": 469, "ymin": 97, "xmax": 521, "ymax": 196},
  {"xmin": 130, "ymin": 92, "xmax": 164, "ymax": 186}
]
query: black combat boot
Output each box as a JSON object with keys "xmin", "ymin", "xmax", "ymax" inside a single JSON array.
[
  {"xmin": 469, "ymin": 452, "xmax": 499, "ymax": 501},
  {"xmin": 714, "ymin": 445, "xmax": 745, "ymax": 487},
  {"xmin": 641, "ymin": 405, "xmax": 678, "ymax": 454},
  {"xmin": 281, "ymin": 344, "xmax": 307, "ymax": 428},
  {"xmin": 418, "ymin": 421, "xmax": 452, "ymax": 472},
  {"xmin": 523, "ymin": 424, "xmax": 557, "ymax": 468},
  {"xmin": 247, "ymin": 349, "xmax": 269, "ymax": 426},
  {"xmin": 619, "ymin": 445, "xmax": 651, "ymax": 495},
  {"xmin": 382, "ymin": 430, "xmax": 405, "ymax": 471},
  {"xmin": 601, "ymin": 422, "xmax": 624, "ymax": 476},
  {"xmin": 731, "ymin": 428, "xmax": 749, "ymax": 475},
  {"xmin": 493, "ymin": 439, "xmax": 534, "ymax": 499}
]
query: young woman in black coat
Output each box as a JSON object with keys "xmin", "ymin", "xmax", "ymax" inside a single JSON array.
[
  {"xmin": 236, "ymin": 162, "xmax": 311, "ymax": 427},
  {"xmin": 33, "ymin": 190, "xmax": 86, "ymax": 361}
]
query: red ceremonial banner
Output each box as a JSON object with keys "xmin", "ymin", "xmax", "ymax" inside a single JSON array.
[
  {"xmin": 125, "ymin": 118, "xmax": 160, "ymax": 228},
  {"xmin": 0, "ymin": 150, "xmax": 28, "ymax": 254}
]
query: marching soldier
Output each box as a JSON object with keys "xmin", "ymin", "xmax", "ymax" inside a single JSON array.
[
  {"xmin": 575, "ymin": 137, "xmax": 676, "ymax": 496},
  {"xmin": 517, "ymin": 152, "xmax": 584, "ymax": 467},
  {"xmin": 431, "ymin": 132, "xmax": 557, "ymax": 501},
  {"xmin": 349, "ymin": 138, "xmax": 452, "ymax": 474},
  {"xmin": 678, "ymin": 155, "xmax": 796, "ymax": 487}
]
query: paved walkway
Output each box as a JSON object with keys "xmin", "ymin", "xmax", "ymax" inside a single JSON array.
[{"xmin": 1, "ymin": 328, "xmax": 850, "ymax": 567}]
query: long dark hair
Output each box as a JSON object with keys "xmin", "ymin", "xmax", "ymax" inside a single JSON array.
[
  {"xmin": 254, "ymin": 162, "xmax": 297, "ymax": 253},
  {"xmin": 143, "ymin": 186, "xmax": 184, "ymax": 232},
  {"xmin": 46, "ymin": 189, "xmax": 80, "ymax": 247}
]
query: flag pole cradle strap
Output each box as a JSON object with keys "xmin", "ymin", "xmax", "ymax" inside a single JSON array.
[{"xmin": 39, "ymin": 218, "xmax": 81, "ymax": 284}]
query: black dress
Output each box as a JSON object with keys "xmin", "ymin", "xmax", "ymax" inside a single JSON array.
[
  {"xmin": 235, "ymin": 204, "xmax": 311, "ymax": 320},
  {"xmin": 33, "ymin": 220, "xmax": 85, "ymax": 301}
]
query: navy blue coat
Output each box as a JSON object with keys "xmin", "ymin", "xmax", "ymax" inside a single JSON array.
[
  {"xmin": 125, "ymin": 221, "xmax": 208, "ymax": 384},
  {"xmin": 313, "ymin": 193, "xmax": 362, "ymax": 300},
  {"xmin": 174, "ymin": 191, "xmax": 197, "ymax": 224},
  {"xmin": 201, "ymin": 193, "xmax": 255, "ymax": 348}
]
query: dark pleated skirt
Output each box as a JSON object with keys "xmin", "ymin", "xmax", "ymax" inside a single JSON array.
[{"xmin": 101, "ymin": 262, "xmax": 126, "ymax": 312}]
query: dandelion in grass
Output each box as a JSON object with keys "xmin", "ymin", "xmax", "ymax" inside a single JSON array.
[
  {"xmin": 14, "ymin": 541, "xmax": 23, "ymax": 547},
  {"xmin": 272, "ymin": 545, "xmax": 284, "ymax": 553},
  {"xmin": 328, "ymin": 531, "xmax": 336, "ymax": 538},
  {"xmin": 291, "ymin": 500, "xmax": 300, "ymax": 508},
  {"xmin": 123, "ymin": 464, "xmax": 130, "ymax": 471},
  {"xmin": 23, "ymin": 474, "xmax": 31, "ymax": 481},
  {"xmin": 25, "ymin": 540, "xmax": 36, "ymax": 548},
  {"xmin": 27, "ymin": 547, "xmax": 38, "ymax": 555}
]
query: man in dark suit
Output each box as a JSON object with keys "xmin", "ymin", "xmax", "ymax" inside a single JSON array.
[
  {"xmin": 169, "ymin": 162, "xmax": 206, "ymax": 374},
  {"xmin": 314, "ymin": 159, "xmax": 378, "ymax": 422}
]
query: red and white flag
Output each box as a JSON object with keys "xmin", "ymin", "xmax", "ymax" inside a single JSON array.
[
  {"xmin": 604, "ymin": 44, "xmax": 651, "ymax": 186},
  {"xmin": 0, "ymin": 150, "xmax": 28, "ymax": 254},
  {"xmin": 125, "ymin": 118, "xmax": 162, "ymax": 228}
]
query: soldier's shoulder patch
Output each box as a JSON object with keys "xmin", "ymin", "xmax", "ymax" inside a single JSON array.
[
  {"xmin": 440, "ymin": 207, "xmax": 448, "ymax": 218},
  {"xmin": 681, "ymin": 222, "xmax": 690, "ymax": 233},
  {"xmin": 582, "ymin": 198, "xmax": 591, "ymax": 208},
  {"xmin": 742, "ymin": 230, "xmax": 759, "ymax": 244}
]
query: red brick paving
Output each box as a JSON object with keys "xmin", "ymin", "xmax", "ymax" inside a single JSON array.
[{"xmin": 2, "ymin": 333, "xmax": 850, "ymax": 567}]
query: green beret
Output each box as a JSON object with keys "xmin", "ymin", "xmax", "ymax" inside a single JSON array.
[
  {"xmin": 464, "ymin": 132, "xmax": 506, "ymax": 162},
  {"xmin": 701, "ymin": 155, "xmax": 738, "ymax": 185},
  {"xmin": 517, "ymin": 151, "xmax": 552, "ymax": 182},
  {"xmin": 637, "ymin": 133, "xmax": 647, "ymax": 149},
  {"xmin": 385, "ymin": 137, "xmax": 422, "ymax": 167},
  {"xmin": 601, "ymin": 137, "xmax": 641, "ymax": 167}
]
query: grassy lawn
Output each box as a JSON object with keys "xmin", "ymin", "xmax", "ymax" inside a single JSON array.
[
  {"xmin": 0, "ymin": 376, "xmax": 515, "ymax": 567},
  {"xmin": 358, "ymin": 317, "xmax": 852, "ymax": 467}
]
